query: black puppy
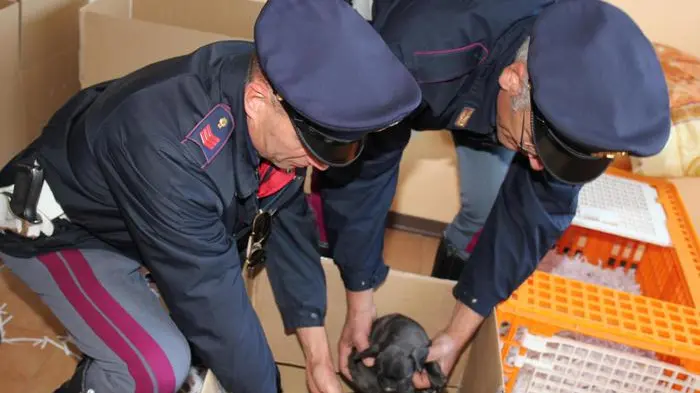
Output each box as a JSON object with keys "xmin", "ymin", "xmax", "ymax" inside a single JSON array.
[{"xmin": 347, "ymin": 313, "xmax": 447, "ymax": 393}]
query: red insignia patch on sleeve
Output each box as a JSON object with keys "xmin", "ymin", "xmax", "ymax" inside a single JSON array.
[
  {"xmin": 182, "ymin": 104, "xmax": 235, "ymax": 168},
  {"xmin": 199, "ymin": 124, "xmax": 220, "ymax": 150}
]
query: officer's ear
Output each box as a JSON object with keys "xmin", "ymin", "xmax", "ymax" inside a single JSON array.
[
  {"xmin": 244, "ymin": 79, "xmax": 275, "ymax": 120},
  {"xmin": 498, "ymin": 62, "xmax": 528, "ymax": 95}
]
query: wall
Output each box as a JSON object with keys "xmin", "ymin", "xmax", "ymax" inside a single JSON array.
[{"xmin": 370, "ymin": 0, "xmax": 700, "ymax": 223}]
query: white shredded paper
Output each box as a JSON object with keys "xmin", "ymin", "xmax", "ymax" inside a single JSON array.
[
  {"xmin": 544, "ymin": 253, "xmax": 654, "ymax": 356},
  {"xmin": 548, "ymin": 253, "xmax": 643, "ymax": 295},
  {"xmin": 0, "ymin": 302, "xmax": 81, "ymax": 359}
]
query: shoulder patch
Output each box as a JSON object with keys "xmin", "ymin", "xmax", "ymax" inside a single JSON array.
[
  {"xmin": 182, "ymin": 104, "xmax": 235, "ymax": 168},
  {"xmin": 453, "ymin": 107, "xmax": 475, "ymax": 128}
]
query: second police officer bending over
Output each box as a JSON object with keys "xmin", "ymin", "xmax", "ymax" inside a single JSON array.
[{"xmin": 319, "ymin": 0, "xmax": 672, "ymax": 389}]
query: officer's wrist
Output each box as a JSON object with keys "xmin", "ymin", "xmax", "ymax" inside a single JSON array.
[
  {"xmin": 445, "ymin": 302, "xmax": 485, "ymax": 348},
  {"xmin": 345, "ymin": 288, "xmax": 375, "ymax": 314},
  {"xmin": 296, "ymin": 326, "xmax": 333, "ymax": 367}
]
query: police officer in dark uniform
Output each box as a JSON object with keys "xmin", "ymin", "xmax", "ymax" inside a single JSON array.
[
  {"xmin": 316, "ymin": 0, "xmax": 671, "ymax": 388},
  {"xmin": 0, "ymin": 0, "xmax": 421, "ymax": 392}
]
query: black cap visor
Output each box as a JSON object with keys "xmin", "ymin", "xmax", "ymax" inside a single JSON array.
[
  {"xmin": 532, "ymin": 102, "xmax": 612, "ymax": 185},
  {"xmin": 281, "ymin": 101, "xmax": 365, "ymax": 168}
]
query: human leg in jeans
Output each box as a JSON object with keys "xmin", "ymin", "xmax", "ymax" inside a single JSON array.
[
  {"xmin": 431, "ymin": 138, "xmax": 515, "ymax": 280},
  {"xmin": 1, "ymin": 247, "xmax": 192, "ymax": 393}
]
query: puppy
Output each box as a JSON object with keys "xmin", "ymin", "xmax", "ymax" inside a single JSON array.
[{"xmin": 347, "ymin": 313, "xmax": 447, "ymax": 393}]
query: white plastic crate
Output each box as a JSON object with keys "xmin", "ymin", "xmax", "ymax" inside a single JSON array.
[
  {"xmin": 508, "ymin": 330, "xmax": 700, "ymax": 393},
  {"xmin": 573, "ymin": 173, "xmax": 672, "ymax": 247}
]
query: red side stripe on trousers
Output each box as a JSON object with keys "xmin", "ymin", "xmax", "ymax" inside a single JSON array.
[
  {"xmin": 465, "ymin": 229, "xmax": 482, "ymax": 254},
  {"xmin": 38, "ymin": 251, "xmax": 176, "ymax": 393}
]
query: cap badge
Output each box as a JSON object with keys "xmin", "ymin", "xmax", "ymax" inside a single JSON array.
[
  {"xmin": 454, "ymin": 107, "xmax": 475, "ymax": 128},
  {"xmin": 591, "ymin": 151, "xmax": 628, "ymax": 159}
]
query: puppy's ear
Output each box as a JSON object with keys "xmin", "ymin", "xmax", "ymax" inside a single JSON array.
[
  {"xmin": 425, "ymin": 361, "xmax": 448, "ymax": 390},
  {"xmin": 410, "ymin": 346, "xmax": 430, "ymax": 371}
]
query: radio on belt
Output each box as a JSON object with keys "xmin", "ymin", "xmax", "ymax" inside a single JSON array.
[{"xmin": 9, "ymin": 160, "xmax": 45, "ymax": 224}]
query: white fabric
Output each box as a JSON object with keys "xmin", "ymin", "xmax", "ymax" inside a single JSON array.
[
  {"xmin": 352, "ymin": 0, "xmax": 373, "ymax": 20},
  {"xmin": 0, "ymin": 180, "xmax": 67, "ymax": 238}
]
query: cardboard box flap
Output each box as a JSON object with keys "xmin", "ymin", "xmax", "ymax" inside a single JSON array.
[
  {"xmin": 79, "ymin": 0, "xmax": 261, "ymax": 87},
  {"xmin": 461, "ymin": 313, "xmax": 505, "ymax": 393},
  {"xmin": 133, "ymin": 0, "xmax": 265, "ymax": 41},
  {"xmin": 81, "ymin": 0, "xmax": 130, "ymax": 17},
  {"xmin": 250, "ymin": 259, "xmax": 504, "ymax": 390},
  {"xmin": 0, "ymin": 0, "xmax": 20, "ymax": 78}
]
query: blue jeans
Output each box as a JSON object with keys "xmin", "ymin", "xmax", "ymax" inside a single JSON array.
[{"xmin": 443, "ymin": 137, "xmax": 515, "ymax": 260}]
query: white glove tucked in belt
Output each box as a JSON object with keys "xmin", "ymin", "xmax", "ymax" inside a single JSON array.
[{"xmin": 0, "ymin": 181, "xmax": 67, "ymax": 238}]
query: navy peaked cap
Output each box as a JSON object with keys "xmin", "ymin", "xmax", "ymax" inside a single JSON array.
[
  {"xmin": 253, "ymin": 0, "xmax": 421, "ymax": 137},
  {"xmin": 528, "ymin": 0, "xmax": 671, "ymax": 184}
]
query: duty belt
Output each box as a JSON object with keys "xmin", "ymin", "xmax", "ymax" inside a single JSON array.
[{"xmin": 0, "ymin": 160, "xmax": 67, "ymax": 238}]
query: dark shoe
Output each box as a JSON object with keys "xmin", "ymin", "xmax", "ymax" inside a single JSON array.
[
  {"xmin": 430, "ymin": 237, "xmax": 467, "ymax": 280},
  {"xmin": 54, "ymin": 357, "xmax": 91, "ymax": 393}
]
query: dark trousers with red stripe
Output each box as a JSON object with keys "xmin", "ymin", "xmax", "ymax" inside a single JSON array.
[{"xmin": 1, "ymin": 248, "xmax": 192, "ymax": 393}]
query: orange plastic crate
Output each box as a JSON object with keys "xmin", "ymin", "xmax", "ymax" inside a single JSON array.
[
  {"xmin": 497, "ymin": 309, "xmax": 700, "ymax": 393},
  {"xmin": 496, "ymin": 168, "xmax": 700, "ymax": 392},
  {"xmin": 558, "ymin": 168, "xmax": 700, "ymax": 307}
]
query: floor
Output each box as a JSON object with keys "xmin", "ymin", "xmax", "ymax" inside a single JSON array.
[{"xmin": 0, "ymin": 228, "xmax": 440, "ymax": 393}]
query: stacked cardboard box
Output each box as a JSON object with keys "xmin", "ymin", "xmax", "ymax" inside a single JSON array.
[
  {"xmin": 79, "ymin": 0, "xmax": 265, "ymax": 87},
  {"xmin": 0, "ymin": 0, "xmax": 85, "ymax": 167}
]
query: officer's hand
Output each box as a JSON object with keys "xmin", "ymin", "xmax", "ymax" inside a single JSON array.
[
  {"xmin": 306, "ymin": 362, "xmax": 343, "ymax": 393},
  {"xmin": 411, "ymin": 331, "xmax": 460, "ymax": 389},
  {"xmin": 413, "ymin": 302, "xmax": 485, "ymax": 389},
  {"xmin": 338, "ymin": 289, "xmax": 376, "ymax": 381}
]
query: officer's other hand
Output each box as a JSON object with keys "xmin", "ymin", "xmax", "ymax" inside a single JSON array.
[
  {"xmin": 306, "ymin": 362, "xmax": 343, "ymax": 393},
  {"xmin": 413, "ymin": 301, "xmax": 484, "ymax": 389},
  {"xmin": 411, "ymin": 331, "xmax": 460, "ymax": 389},
  {"xmin": 338, "ymin": 289, "xmax": 376, "ymax": 381}
]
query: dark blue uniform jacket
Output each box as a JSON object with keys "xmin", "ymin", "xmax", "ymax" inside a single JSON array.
[
  {"xmin": 0, "ymin": 41, "xmax": 323, "ymax": 393},
  {"xmin": 316, "ymin": 0, "xmax": 582, "ymax": 316}
]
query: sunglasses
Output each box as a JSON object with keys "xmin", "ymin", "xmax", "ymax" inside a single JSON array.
[
  {"xmin": 243, "ymin": 210, "xmax": 272, "ymax": 275},
  {"xmin": 277, "ymin": 96, "xmax": 366, "ymax": 168}
]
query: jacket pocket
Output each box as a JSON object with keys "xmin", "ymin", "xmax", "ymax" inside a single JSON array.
[{"xmin": 411, "ymin": 43, "xmax": 488, "ymax": 84}]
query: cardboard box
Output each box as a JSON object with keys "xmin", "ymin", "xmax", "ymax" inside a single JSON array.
[
  {"xmin": 0, "ymin": 0, "xmax": 84, "ymax": 167},
  {"xmin": 0, "ymin": 1, "xmax": 20, "ymax": 78},
  {"xmin": 201, "ymin": 260, "xmax": 505, "ymax": 393},
  {"xmin": 20, "ymin": 0, "xmax": 85, "ymax": 67},
  {"xmin": 79, "ymin": 0, "xmax": 265, "ymax": 88},
  {"xmin": 0, "ymin": 1, "xmax": 24, "ymax": 165}
]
